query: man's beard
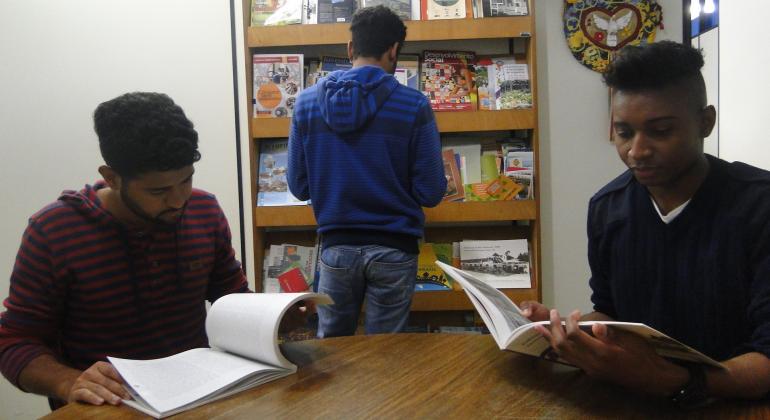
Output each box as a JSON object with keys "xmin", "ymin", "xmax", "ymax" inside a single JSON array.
[{"xmin": 120, "ymin": 188, "xmax": 184, "ymax": 229}]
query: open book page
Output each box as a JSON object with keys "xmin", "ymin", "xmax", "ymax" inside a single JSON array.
[
  {"xmin": 206, "ymin": 293, "xmax": 332, "ymax": 369},
  {"xmin": 110, "ymin": 348, "xmax": 289, "ymax": 418},
  {"xmin": 436, "ymin": 261, "xmax": 530, "ymax": 348}
]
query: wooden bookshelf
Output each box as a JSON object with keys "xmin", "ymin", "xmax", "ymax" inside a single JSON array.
[{"xmin": 244, "ymin": 2, "xmax": 542, "ymax": 315}]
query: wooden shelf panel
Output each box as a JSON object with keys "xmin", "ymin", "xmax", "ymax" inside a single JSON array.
[
  {"xmin": 255, "ymin": 200, "xmax": 535, "ymax": 227},
  {"xmin": 435, "ymin": 109, "xmax": 535, "ymax": 132},
  {"xmin": 424, "ymin": 200, "xmax": 536, "ymax": 223},
  {"xmin": 251, "ymin": 109, "xmax": 535, "ymax": 138},
  {"xmin": 410, "ymin": 288, "xmax": 538, "ymax": 311},
  {"xmin": 248, "ymin": 17, "xmax": 533, "ymax": 48},
  {"xmin": 255, "ymin": 205, "xmax": 316, "ymax": 227}
]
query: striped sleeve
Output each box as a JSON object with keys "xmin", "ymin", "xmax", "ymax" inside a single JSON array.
[
  {"xmin": 0, "ymin": 220, "xmax": 61, "ymax": 388},
  {"xmin": 409, "ymin": 97, "xmax": 447, "ymax": 208},
  {"xmin": 206, "ymin": 199, "xmax": 249, "ymax": 302}
]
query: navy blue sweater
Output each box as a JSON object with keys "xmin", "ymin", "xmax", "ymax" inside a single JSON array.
[
  {"xmin": 588, "ymin": 155, "xmax": 770, "ymax": 361},
  {"xmin": 288, "ymin": 65, "xmax": 446, "ymax": 253}
]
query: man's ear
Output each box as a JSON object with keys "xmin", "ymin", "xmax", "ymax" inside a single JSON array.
[
  {"xmin": 389, "ymin": 42, "xmax": 399, "ymax": 62},
  {"xmin": 98, "ymin": 165, "xmax": 122, "ymax": 190},
  {"xmin": 700, "ymin": 105, "xmax": 717, "ymax": 138},
  {"xmin": 347, "ymin": 40, "xmax": 354, "ymax": 61}
]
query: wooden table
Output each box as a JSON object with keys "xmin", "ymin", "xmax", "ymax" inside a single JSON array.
[{"xmin": 43, "ymin": 333, "xmax": 769, "ymax": 419}]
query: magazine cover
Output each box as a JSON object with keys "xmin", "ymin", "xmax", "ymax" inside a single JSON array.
[
  {"xmin": 251, "ymin": 0, "xmax": 303, "ymax": 26},
  {"xmin": 253, "ymin": 54, "xmax": 304, "ymax": 118},
  {"xmin": 361, "ymin": 0, "xmax": 412, "ymax": 20},
  {"xmin": 317, "ymin": 0, "xmax": 357, "ymax": 23},
  {"xmin": 490, "ymin": 58, "xmax": 532, "ymax": 109},
  {"xmin": 481, "ymin": 0, "xmax": 528, "ymax": 17},
  {"xmin": 416, "ymin": 243, "xmax": 453, "ymax": 291},
  {"xmin": 421, "ymin": 0, "xmax": 466, "ymax": 20},
  {"xmin": 421, "ymin": 50, "xmax": 476, "ymax": 112},
  {"xmin": 459, "ymin": 239, "xmax": 531, "ymax": 288},
  {"xmin": 395, "ymin": 54, "xmax": 420, "ymax": 90},
  {"xmin": 257, "ymin": 139, "xmax": 308, "ymax": 206}
]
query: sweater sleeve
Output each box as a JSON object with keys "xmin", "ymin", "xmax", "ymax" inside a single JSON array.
[
  {"xmin": 744, "ymin": 201, "xmax": 770, "ymax": 359},
  {"xmin": 587, "ymin": 197, "xmax": 617, "ymax": 318},
  {"xmin": 409, "ymin": 98, "xmax": 446, "ymax": 208},
  {"xmin": 0, "ymin": 220, "xmax": 60, "ymax": 389},
  {"xmin": 206, "ymin": 202, "xmax": 250, "ymax": 302},
  {"xmin": 287, "ymin": 113, "xmax": 310, "ymax": 201}
]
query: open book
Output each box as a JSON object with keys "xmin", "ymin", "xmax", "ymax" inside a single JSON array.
[
  {"xmin": 108, "ymin": 292, "xmax": 333, "ymax": 418},
  {"xmin": 436, "ymin": 261, "xmax": 724, "ymax": 369}
]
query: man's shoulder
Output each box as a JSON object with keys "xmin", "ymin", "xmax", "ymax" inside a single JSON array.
[
  {"xmin": 28, "ymin": 198, "xmax": 82, "ymax": 227},
  {"xmin": 590, "ymin": 170, "xmax": 635, "ymax": 205},
  {"xmin": 189, "ymin": 189, "xmax": 221, "ymax": 207},
  {"xmin": 718, "ymin": 157, "xmax": 770, "ymax": 187}
]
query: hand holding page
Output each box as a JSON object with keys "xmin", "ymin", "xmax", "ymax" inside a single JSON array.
[
  {"xmin": 108, "ymin": 292, "xmax": 332, "ymax": 418},
  {"xmin": 436, "ymin": 261, "xmax": 724, "ymax": 369}
]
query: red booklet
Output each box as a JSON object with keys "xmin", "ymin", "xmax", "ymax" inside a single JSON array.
[{"xmin": 278, "ymin": 267, "xmax": 309, "ymax": 292}]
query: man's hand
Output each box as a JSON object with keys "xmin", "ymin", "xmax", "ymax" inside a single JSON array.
[
  {"xmin": 66, "ymin": 361, "xmax": 130, "ymax": 405},
  {"xmin": 278, "ymin": 300, "xmax": 316, "ymax": 333},
  {"xmin": 519, "ymin": 300, "xmax": 550, "ymax": 322},
  {"xmin": 534, "ymin": 309, "xmax": 689, "ymax": 396}
]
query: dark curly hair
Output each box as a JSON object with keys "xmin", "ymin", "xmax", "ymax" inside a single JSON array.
[
  {"xmin": 94, "ymin": 92, "xmax": 201, "ymax": 178},
  {"xmin": 603, "ymin": 41, "xmax": 707, "ymax": 110},
  {"xmin": 350, "ymin": 5, "xmax": 406, "ymax": 60}
]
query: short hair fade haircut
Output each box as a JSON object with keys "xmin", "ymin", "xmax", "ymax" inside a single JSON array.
[
  {"xmin": 94, "ymin": 92, "xmax": 201, "ymax": 178},
  {"xmin": 349, "ymin": 5, "xmax": 407, "ymax": 60},
  {"xmin": 603, "ymin": 41, "xmax": 707, "ymax": 109}
]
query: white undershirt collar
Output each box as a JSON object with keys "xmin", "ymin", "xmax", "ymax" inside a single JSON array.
[{"xmin": 650, "ymin": 197, "xmax": 691, "ymax": 224}]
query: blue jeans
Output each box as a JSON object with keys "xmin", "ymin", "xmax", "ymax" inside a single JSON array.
[{"xmin": 316, "ymin": 245, "xmax": 417, "ymax": 337}]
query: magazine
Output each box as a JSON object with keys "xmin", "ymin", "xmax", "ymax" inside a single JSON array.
[
  {"xmin": 253, "ymin": 54, "xmax": 303, "ymax": 118},
  {"xmin": 317, "ymin": 0, "xmax": 356, "ymax": 23},
  {"xmin": 459, "ymin": 239, "xmax": 530, "ymax": 288},
  {"xmin": 421, "ymin": 50, "xmax": 476, "ymax": 112},
  {"xmin": 480, "ymin": 0, "xmax": 528, "ymax": 17},
  {"xmin": 395, "ymin": 54, "xmax": 420, "ymax": 90},
  {"xmin": 421, "ymin": 0, "xmax": 466, "ymax": 20},
  {"xmin": 109, "ymin": 293, "xmax": 333, "ymax": 418},
  {"xmin": 436, "ymin": 261, "xmax": 725, "ymax": 369},
  {"xmin": 257, "ymin": 139, "xmax": 308, "ymax": 206},
  {"xmin": 361, "ymin": 0, "xmax": 412, "ymax": 20},
  {"xmin": 441, "ymin": 148, "xmax": 465, "ymax": 202}
]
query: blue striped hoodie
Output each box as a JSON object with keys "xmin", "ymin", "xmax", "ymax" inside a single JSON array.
[{"xmin": 288, "ymin": 65, "xmax": 446, "ymax": 253}]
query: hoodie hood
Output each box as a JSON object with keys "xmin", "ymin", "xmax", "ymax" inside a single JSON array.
[
  {"xmin": 317, "ymin": 65, "xmax": 400, "ymax": 134},
  {"xmin": 59, "ymin": 182, "xmax": 117, "ymax": 227}
]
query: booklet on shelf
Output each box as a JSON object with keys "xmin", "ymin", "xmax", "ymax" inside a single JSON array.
[
  {"xmin": 436, "ymin": 261, "xmax": 725, "ymax": 369},
  {"xmin": 109, "ymin": 293, "xmax": 333, "ymax": 418}
]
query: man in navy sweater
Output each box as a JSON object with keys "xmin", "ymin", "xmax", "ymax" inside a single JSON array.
[
  {"xmin": 522, "ymin": 41, "xmax": 770, "ymax": 406},
  {"xmin": 287, "ymin": 6, "xmax": 446, "ymax": 337}
]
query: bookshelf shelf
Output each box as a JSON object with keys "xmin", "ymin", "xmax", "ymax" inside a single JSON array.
[
  {"xmin": 251, "ymin": 109, "xmax": 536, "ymax": 138},
  {"xmin": 254, "ymin": 200, "xmax": 537, "ymax": 227},
  {"xmin": 247, "ymin": 17, "xmax": 533, "ymax": 48},
  {"xmin": 410, "ymin": 289, "xmax": 538, "ymax": 311}
]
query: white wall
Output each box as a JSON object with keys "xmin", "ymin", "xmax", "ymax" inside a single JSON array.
[
  {"xmin": 0, "ymin": 1, "xmax": 252, "ymax": 417},
  {"xmin": 535, "ymin": 0, "xmax": 682, "ymax": 313},
  {"xmin": 718, "ymin": 3, "xmax": 770, "ymax": 169}
]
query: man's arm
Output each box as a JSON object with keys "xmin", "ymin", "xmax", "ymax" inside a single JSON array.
[
  {"xmin": 409, "ymin": 98, "xmax": 446, "ymax": 207},
  {"xmin": 18, "ymin": 355, "xmax": 128, "ymax": 405},
  {"xmin": 287, "ymin": 106, "xmax": 310, "ymax": 202},
  {"xmin": 207, "ymin": 202, "xmax": 250, "ymax": 301}
]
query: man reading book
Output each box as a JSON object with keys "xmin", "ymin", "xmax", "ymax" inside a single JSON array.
[
  {"xmin": 287, "ymin": 6, "xmax": 446, "ymax": 337},
  {"xmin": 520, "ymin": 41, "xmax": 770, "ymax": 407},
  {"xmin": 0, "ymin": 92, "xmax": 307, "ymax": 411}
]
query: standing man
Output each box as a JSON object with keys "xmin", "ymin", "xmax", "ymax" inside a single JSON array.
[
  {"xmin": 288, "ymin": 6, "xmax": 446, "ymax": 337},
  {"xmin": 0, "ymin": 92, "xmax": 250, "ymax": 408},
  {"xmin": 521, "ymin": 41, "xmax": 770, "ymax": 407}
]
